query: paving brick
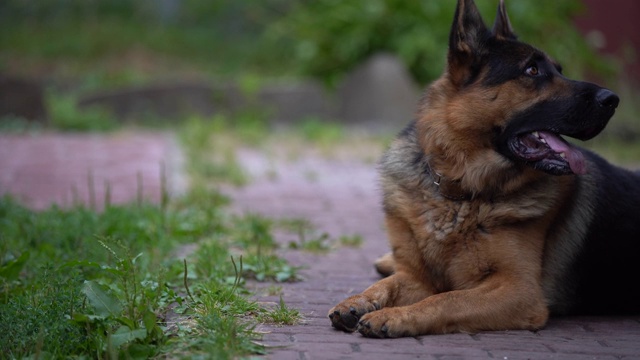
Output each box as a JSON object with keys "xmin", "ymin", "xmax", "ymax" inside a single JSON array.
[
  {"xmin": 487, "ymin": 350, "xmax": 619, "ymax": 360},
  {"xmin": 0, "ymin": 131, "xmax": 184, "ymax": 210},
  {"xmin": 262, "ymin": 349, "xmax": 305, "ymax": 360}
]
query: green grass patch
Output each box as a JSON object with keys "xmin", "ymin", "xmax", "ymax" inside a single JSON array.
[
  {"xmin": 179, "ymin": 113, "xmax": 273, "ymax": 188},
  {"xmin": 257, "ymin": 296, "xmax": 302, "ymax": 326},
  {"xmin": 297, "ymin": 117, "xmax": 345, "ymax": 147},
  {"xmin": 179, "ymin": 115, "xmax": 249, "ymax": 187},
  {"xmin": 0, "ymin": 184, "xmax": 300, "ymax": 359},
  {"xmin": 278, "ymin": 218, "xmax": 363, "ymax": 253},
  {"xmin": 339, "ymin": 234, "xmax": 364, "ymax": 248},
  {"xmin": 49, "ymin": 94, "xmax": 119, "ymax": 132}
]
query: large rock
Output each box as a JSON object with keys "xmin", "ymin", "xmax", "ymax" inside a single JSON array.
[
  {"xmin": 77, "ymin": 82, "xmax": 224, "ymax": 121},
  {"xmin": 254, "ymin": 82, "xmax": 337, "ymax": 124},
  {"xmin": 77, "ymin": 81, "xmax": 337, "ymax": 124},
  {"xmin": 337, "ymin": 53, "xmax": 422, "ymax": 129},
  {"xmin": 0, "ymin": 74, "xmax": 48, "ymax": 123}
]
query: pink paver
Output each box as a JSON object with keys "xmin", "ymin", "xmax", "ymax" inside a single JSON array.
[{"xmin": 0, "ymin": 131, "xmax": 184, "ymax": 210}]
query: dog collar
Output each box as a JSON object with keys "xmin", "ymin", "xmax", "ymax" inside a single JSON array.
[{"xmin": 430, "ymin": 169, "xmax": 473, "ymax": 201}]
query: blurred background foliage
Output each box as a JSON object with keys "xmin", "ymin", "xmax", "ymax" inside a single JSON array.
[
  {"xmin": 0, "ymin": 0, "xmax": 619, "ymax": 87},
  {"xmin": 267, "ymin": 0, "xmax": 617, "ymax": 87},
  {"xmin": 2, "ymin": 0, "xmax": 638, "ymax": 150}
]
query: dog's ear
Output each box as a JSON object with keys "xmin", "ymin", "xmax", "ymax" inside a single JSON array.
[
  {"xmin": 492, "ymin": 0, "xmax": 517, "ymax": 40},
  {"xmin": 448, "ymin": 0, "xmax": 491, "ymax": 87}
]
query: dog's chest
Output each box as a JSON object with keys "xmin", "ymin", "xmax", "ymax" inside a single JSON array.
[
  {"xmin": 417, "ymin": 201, "xmax": 476, "ymax": 241},
  {"xmin": 410, "ymin": 199, "xmax": 496, "ymax": 288}
]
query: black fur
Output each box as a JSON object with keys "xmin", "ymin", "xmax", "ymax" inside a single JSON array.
[{"xmin": 570, "ymin": 151, "xmax": 640, "ymax": 315}]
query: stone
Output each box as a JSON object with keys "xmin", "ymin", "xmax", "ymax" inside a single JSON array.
[
  {"xmin": 77, "ymin": 82, "xmax": 224, "ymax": 121},
  {"xmin": 337, "ymin": 53, "xmax": 422, "ymax": 130},
  {"xmin": 0, "ymin": 74, "xmax": 48, "ymax": 123}
]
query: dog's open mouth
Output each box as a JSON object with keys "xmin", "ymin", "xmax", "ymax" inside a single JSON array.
[{"xmin": 511, "ymin": 131, "xmax": 586, "ymax": 175}]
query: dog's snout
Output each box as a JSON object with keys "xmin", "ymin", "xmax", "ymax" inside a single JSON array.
[{"xmin": 596, "ymin": 89, "xmax": 620, "ymax": 109}]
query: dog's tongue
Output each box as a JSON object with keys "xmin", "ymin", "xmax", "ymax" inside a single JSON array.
[{"xmin": 538, "ymin": 131, "xmax": 586, "ymax": 174}]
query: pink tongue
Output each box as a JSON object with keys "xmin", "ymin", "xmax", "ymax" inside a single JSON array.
[{"xmin": 538, "ymin": 131, "xmax": 586, "ymax": 174}]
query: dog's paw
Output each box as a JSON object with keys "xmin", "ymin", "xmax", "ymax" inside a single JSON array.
[
  {"xmin": 357, "ymin": 308, "xmax": 409, "ymax": 338},
  {"xmin": 328, "ymin": 295, "xmax": 380, "ymax": 332}
]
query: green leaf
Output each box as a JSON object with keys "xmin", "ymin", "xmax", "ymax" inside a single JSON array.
[
  {"xmin": 82, "ymin": 280, "xmax": 123, "ymax": 318},
  {"xmin": 72, "ymin": 313, "xmax": 106, "ymax": 324},
  {"xmin": 125, "ymin": 343, "xmax": 156, "ymax": 359},
  {"xmin": 0, "ymin": 251, "xmax": 29, "ymax": 280},
  {"xmin": 116, "ymin": 316, "xmax": 136, "ymax": 330},
  {"xmin": 109, "ymin": 326, "xmax": 147, "ymax": 349},
  {"xmin": 143, "ymin": 309, "xmax": 157, "ymax": 335}
]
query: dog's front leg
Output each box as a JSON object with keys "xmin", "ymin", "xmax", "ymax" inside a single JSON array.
[
  {"xmin": 357, "ymin": 273, "xmax": 548, "ymax": 338},
  {"xmin": 328, "ymin": 271, "xmax": 433, "ymax": 332}
]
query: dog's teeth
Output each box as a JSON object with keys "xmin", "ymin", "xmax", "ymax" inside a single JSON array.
[
  {"xmin": 540, "ymin": 138, "xmax": 547, "ymax": 144},
  {"xmin": 560, "ymin": 152, "xmax": 566, "ymax": 158},
  {"xmin": 533, "ymin": 131, "xmax": 540, "ymax": 138}
]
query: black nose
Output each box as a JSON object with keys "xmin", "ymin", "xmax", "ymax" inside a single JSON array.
[{"xmin": 596, "ymin": 89, "xmax": 620, "ymax": 109}]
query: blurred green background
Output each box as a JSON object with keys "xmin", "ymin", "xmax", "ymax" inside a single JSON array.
[
  {"xmin": 0, "ymin": 0, "xmax": 618, "ymax": 85},
  {"xmin": 1, "ymin": 0, "xmax": 639, "ymax": 155}
]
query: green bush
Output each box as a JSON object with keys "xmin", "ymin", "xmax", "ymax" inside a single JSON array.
[{"xmin": 266, "ymin": 0, "xmax": 618, "ymax": 86}]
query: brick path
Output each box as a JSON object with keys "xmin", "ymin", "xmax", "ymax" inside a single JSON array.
[
  {"xmin": 0, "ymin": 131, "xmax": 184, "ymax": 210},
  {"xmin": 2, "ymin": 131, "xmax": 639, "ymax": 359}
]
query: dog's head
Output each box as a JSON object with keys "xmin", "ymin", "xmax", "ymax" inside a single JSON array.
[{"xmin": 439, "ymin": 0, "xmax": 618, "ymax": 176}]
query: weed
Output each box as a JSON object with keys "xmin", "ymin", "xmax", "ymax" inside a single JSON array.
[
  {"xmin": 279, "ymin": 218, "xmax": 332, "ymax": 253},
  {"xmin": 258, "ymin": 296, "xmax": 302, "ymax": 326},
  {"xmin": 262, "ymin": 285, "xmax": 283, "ymax": 297},
  {"xmin": 0, "ymin": 265, "xmax": 90, "ymax": 357},
  {"xmin": 339, "ymin": 234, "xmax": 363, "ymax": 248},
  {"xmin": 288, "ymin": 233, "xmax": 332, "ymax": 254},
  {"xmin": 277, "ymin": 218, "xmax": 315, "ymax": 235},
  {"xmin": 298, "ymin": 117, "xmax": 345, "ymax": 147},
  {"xmin": 180, "ymin": 115, "xmax": 250, "ymax": 187},
  {"xmin": 243, "ymin": 253, "xmax": 300, "ymax": 282}
]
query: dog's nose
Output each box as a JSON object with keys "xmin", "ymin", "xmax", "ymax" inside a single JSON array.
[{"xmin": 596, "ymin": 89, "xmax": 620, "ymax": 109}]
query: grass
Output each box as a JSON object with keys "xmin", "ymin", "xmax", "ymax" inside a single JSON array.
[
  {"xmin": 178, "ymin": 112, "xmax": 275, "ymax": 188},
  {"xmin": 277, "ymin": 218, "xmax": 364, "ymax": 253},
  {"xmin": 0, "ymin": 185, "xmax": 302, "ymax": 359},
  {"xmin": 0, "ymin": 94, "xmax": 119, "ymax": 133},
  {"xmin": 339, "ymin": 234, "xmax": 364, "ymax": 248},
  {"xmin": 297, "ymin": 117, "xmax": 346, "ymax": 148},
  {"xmin": 48, "ymin": 94, "xmax": 119, "ymax": 132},
  {"xmin": 257, "ymin": 296, "xmax": 301, "ymax": 326}
]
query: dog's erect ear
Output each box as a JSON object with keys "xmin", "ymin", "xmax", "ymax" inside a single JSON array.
[
  {"xmin": 492, "ymin": 0, "xmax": 517, "ymax": 40},
  {"xmin": 448, "ymin": 0, "xmax": 491, "ymax": 86}
]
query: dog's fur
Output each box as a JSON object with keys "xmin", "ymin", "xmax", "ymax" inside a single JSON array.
[{"xmin": 328, "ymin": 0, "xmax": 640, "ymax": 338}]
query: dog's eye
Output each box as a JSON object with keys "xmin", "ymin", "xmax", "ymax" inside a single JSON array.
[{"xmin": 525, "ymin": 66, "xmax": 540, "ymax": 77}]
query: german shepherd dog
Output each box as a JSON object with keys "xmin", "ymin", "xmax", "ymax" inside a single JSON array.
[{"xmin": 329, "ymin": 0, "xmax": 640, "ymax": 338}]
